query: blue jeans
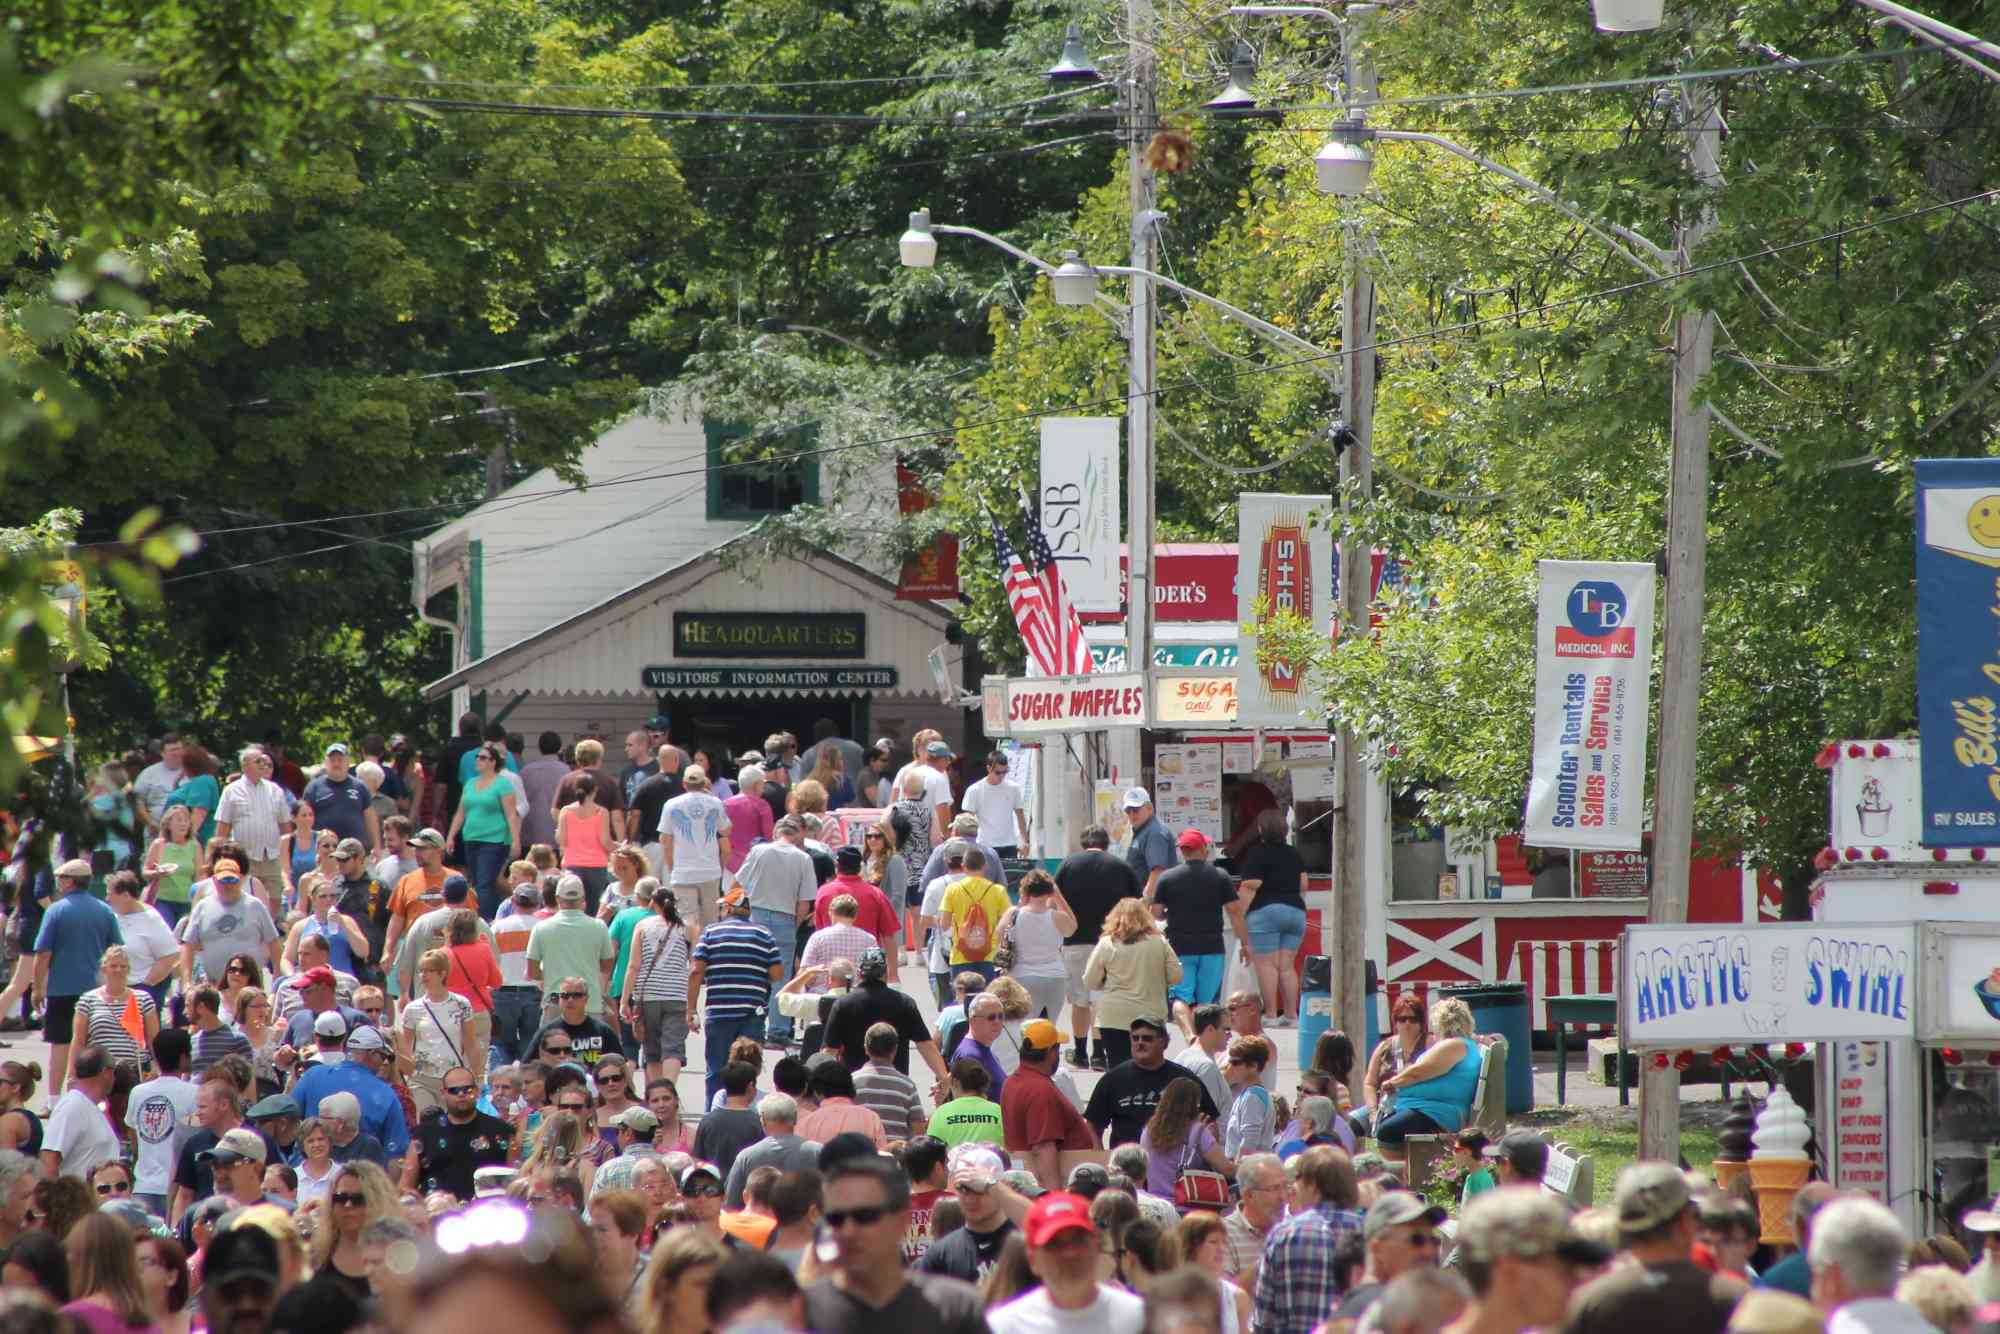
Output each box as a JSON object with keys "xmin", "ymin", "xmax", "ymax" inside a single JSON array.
[
  {"xmin": 704, "ymin": 1012, "xmax": 763, "ymax": 1104},
  {"xmin": 749, "ymin": 908, "xmax": 799, "ymax": 1040},
  {"xmin": 490, "ymin": 987, "xmax": 542, "ymax": 1067},
  {"xmin": 463, "ymin": 841, "xmax": 510, "ymax": 918}
]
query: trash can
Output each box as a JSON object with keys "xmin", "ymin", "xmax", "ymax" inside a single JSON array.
[
  {"xmin": 1442, "ymin": 982, "xmax": 1534, "ymax": 1113},
  {"xmin": 1298, "ymin": 954, "xmax": 1333, "ymax": 1069},
  {"xmin": 1363, "ymin": 960, "xmax": 1381, "ymax": 1061}
]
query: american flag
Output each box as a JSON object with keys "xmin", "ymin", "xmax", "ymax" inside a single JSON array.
[{"xmin": 992, "ymin": 509, "xmax": 1095, "ymax": 678}]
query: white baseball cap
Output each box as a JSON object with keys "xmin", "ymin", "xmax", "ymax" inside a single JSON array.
[{"xmin": 1122, "ymin": 786, "xmax": 1151, "ymax": 809}]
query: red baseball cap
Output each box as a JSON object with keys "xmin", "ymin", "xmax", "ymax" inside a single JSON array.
[
  {"xmin": 298, "ymin": 966, "xmax": 336, "ymax": 990},
  {"xmin": 1176, "ymin": 828, "xmax": 1211, "ymax": 851},
  {"xmin": 1024, "ymin": 1191, "xmax": 1096, "ymax": 1246}
]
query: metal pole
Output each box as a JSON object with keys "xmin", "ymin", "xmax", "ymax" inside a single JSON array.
[
  {"xmin": 1127, "ymin": 0, "xmax": 1157, "ymax": 684},
  {"xmin": 1638, "ymin": 68, "xmax": 1723, "ymax": 1166},
  {"xmin": 1332, "ymin": 4, "xmax": 1377, "ymax": 1051}
]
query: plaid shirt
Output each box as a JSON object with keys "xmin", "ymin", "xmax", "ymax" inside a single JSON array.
[{"xmin": 1250, "ymin": 1202, "xmax": 1366, "ymax": 1334}]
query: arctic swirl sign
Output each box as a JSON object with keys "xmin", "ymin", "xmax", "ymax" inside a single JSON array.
[{"xmin": 1524, "ymin": 561, "xmax": 1655, "ymax": 852}]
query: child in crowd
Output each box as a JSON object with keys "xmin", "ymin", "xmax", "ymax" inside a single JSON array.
[{"xmin": 1453, "ymin": 1129, "xmax": 1496, "ymax": 1207}]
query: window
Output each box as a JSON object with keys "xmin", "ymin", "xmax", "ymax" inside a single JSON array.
[{"xmin": 705, "ymin": 421, "xmax": 819, "ymax": 519}]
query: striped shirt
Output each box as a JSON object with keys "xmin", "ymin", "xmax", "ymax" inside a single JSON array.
[
  {"xmin": 491, "ymin": 912, "xmax": 537, "ymax": 987},
  {"xmin": 190, "ymin": 1023, "xmax": 253, "ymax": 1078},
  {"xmin": 853, "ymin": 1061, "xmax": 924, "ymax": 1139},
  {"xmin": 690, "ymin": 918, "xmax": 778, "ymax": 1019},
  {"xmin": 214, "ymin": 777, "xmax": 293, "ymax": 861},
  {"xmin": 799, "ymin": 923, "xmax": 878, "ymax": 977},
  {"xmin": 73, "ymin": 987, "xmax": 157, "ymax": 1069},
  {"xmin": 628, "ymin": 919, "xmax": 691, "ymax": 1004}
]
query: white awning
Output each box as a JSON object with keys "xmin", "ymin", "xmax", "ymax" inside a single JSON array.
[{"xmin": 423, "ymin": 536, "xmax": 962, "ymax": 702}]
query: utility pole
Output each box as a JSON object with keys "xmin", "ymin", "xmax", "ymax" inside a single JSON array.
[
  {"xmin": 1126, "ymin": 0, "xmax": 1158, "ymax": 683},
  {"xmin": 1638, "ymin": 69, "xmax": 1723, "ymax": 1165},
  {"xmin": 1332, "ymin": 3, "xmax": 1377, "ymax": 1051}
]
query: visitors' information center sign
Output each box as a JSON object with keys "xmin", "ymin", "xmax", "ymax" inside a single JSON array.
[
  {"xmin": 674, "ymin": 612, "xmax": 865, "ymax": 659},
  {"xmin": 1620, "ymin": 922, "xmax": 1917, "ymax": 1045}
]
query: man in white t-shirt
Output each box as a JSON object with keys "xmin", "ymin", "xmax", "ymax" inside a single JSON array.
[
  {"xmin": 987, "ymin": 1191, "xmax": 1145, "ymax": 1334},
  {"xmin": 660, "ymin": 767, "xmax": 731, "ymax": 941},
  {"xmin": 43, "ymin": 1045, "xmax": 122, "ymax": 1180},
  {"xmin": 961, "ymin": 752, "xmax": 1029, "ymax": 857},
  {"xmin": 126, "ymin": 1028, "xmax": 198, "ymax": 1215}
]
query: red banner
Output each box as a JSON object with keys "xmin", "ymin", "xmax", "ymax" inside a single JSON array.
[{"xmin": 895, "ymin": 463, "xmax": 960, "ymax": 601}]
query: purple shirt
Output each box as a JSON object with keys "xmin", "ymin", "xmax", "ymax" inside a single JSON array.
[
  {"xmin": 519, "ymin": 755, "xmax": 572, "ymax": 848},
  {"xmin": 723, "ymin": 793, "xmax": 774, "ymax": 873},
  {"xmin": 63, "ymin": 1301, "xmax": 158, "ymax": 1334},
  {"xmin": 952, "ymin": 1034, "xmax": 1008, "ymax": 1104},
  {"xmin": 1140, "ymin": 1120, "xmax": 1218, "ymax": 1197}
]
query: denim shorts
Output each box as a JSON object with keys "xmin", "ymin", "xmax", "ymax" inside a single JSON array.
[
  {"xmin": 1246, "ymin": 902, "xmax": 1309, "ymax": 955},
  {"xmin": 1168, "ymin": 953, "xmax": 1226, "ymax": 1007}
]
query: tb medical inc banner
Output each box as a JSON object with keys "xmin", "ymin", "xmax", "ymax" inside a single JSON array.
[{"xmin": 1525, "ymin": 560, "xmax": 1655, "ymax": 851}]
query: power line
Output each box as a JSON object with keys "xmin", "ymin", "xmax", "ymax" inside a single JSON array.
[
  {"xmin": 138, "ymin": 183, "xmax": 2000, "ymax": 584},
  {"xmin": 360, "ymin": 37, "xmax": 1986, "ymax": 131}
]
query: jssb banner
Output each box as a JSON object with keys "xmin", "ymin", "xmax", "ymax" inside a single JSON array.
[
  {"xmin": 1524, "ymin": 560, "xmax": 1654, "ymax": 852},
  {"xmin": 1916, "ymin": 459, "xmax": 2000, "ymax": 845}
]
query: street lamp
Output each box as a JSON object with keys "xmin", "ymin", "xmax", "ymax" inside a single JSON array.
[
  {"xmin": 1046, "ymin": 24, "xmax": 1102, "ymax": 84},
  {"xmin": 1592, "ymin": 0, "xmax": 1664, "ymax": 31},
  {"xmin": 1314, "ymin": 121, "xmax": 1373, "ymax": 197},
  {"xmin": 1205, "ymin": 40, "xmax": 1262, "ymax": 116},
  {"xmin": 899, "ymin": 209, "xmax": 940, "ymax": 268},
  {"xmin": 1049, "ymin": 251, "xmax": 1101, "ymax": 307}
]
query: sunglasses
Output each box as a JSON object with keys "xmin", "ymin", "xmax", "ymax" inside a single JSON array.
[
  {"xmin": 684, "ymin": 1183, "xmax": 723, "ymax": 1200},
  {"xmin": 331, "ymin": 1192, "xmax": 368, "ymax": 1207},
  {"xmin": 824, "ymin": 1204, "xmax": 887, "ymax": 1228},
  {"xmin": 94, "ymin": 1180, "xmax": 131, "ymax": 1196},
  {"xmin": 544, "ymin": 1045, "xmax": 572, "ymax": 1055},
  {"xmin": 1131, "ymin": 1032, "xmax": 1165, "ymax": 1043},
  {"xmin": 558, "ymin": 991, "xmax": 587, "ymax": 1000},
  {"xmin": 444, "ymin": 1085, "xmax": 477, "ymax": 1096},
  {"xmin": 865, "ymin": 832, "xmax": 884, "ymax": 840},
  {"xmin": 360, "ymin": 1007, "xmax": 384, "ymax": 1017},
  {"xmin": 557, "ymin": 1103, "xmax": 589, "ymax": 1114},
  {"xmin": 225, "ymin": 964, "xmax": 248, "ymax": 974}
]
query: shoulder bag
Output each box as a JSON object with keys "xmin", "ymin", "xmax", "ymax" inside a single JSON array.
[{"xmin": 1172, "ymin": 1124, "xmax": 1231, "ymax": 1211}]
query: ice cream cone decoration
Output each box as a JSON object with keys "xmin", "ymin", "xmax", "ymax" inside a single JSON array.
[
  {"xmin": 1749, "ymin": 1088, "xmax": 1811, "ymax": 1245},
  {"xmin": 1712, "ymin": 1093, "xmax": 1756, "ymax": 1193}
]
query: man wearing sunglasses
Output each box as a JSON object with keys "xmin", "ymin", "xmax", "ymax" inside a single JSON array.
[
  {"xmin": 807, "ymin": 1154, "xmax": 987, "ymax": 1334},
  {"xmin": 1327, "ymin": 1191, "xmax": 1449, "ymax": 1332},
  {"xmin": 1082, "ymin": 1016, "xmax": 1217, "ymax": 1149},
  {"xmin": 523, "ymin": 974, "xmax": 623, "ymax": 1070},
  {"xmin": 404, "ymin": 1063, "xmax": 513, "ymax": 1202}
]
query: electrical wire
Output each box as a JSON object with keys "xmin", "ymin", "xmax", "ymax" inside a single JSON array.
[
  {"xmin": 136, "ymin": 182, "xmax": 2000, "ymax": 585},
  {"xmin": 360, "ymin": 37, "xmax": 1991, "ymax": 131}
]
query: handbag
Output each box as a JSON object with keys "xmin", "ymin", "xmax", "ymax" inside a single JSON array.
[
  {"xmin": 1172, "ymin": 1127, "xmax": 1231, "ymax": 1210},
  {"xmin": 993, "ymin": 911, "xmax": 1017, "ymax": 973}
]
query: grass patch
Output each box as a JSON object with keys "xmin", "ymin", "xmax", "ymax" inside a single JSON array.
[{"xmin": 1533, "ymin": 1122, "xmax": 1719, "ymax": 1206}]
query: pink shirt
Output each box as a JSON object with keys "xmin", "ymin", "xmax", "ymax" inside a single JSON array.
[
  {"xmin": 797, "ymin": 1096, "xmax": 886, "ymax": 1148},
  {"xmin": 723, "ymin": 794, "xmax": 774, "ymax": 873},
  {"xmin": 800, "ymin": 923, "xmax": 880, "ymax": 978},
  {"xmin": 812, "ymin": 876, "xmax": 899, "ymax": 937}
]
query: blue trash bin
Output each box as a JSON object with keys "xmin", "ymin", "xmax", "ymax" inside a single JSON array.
[
  {"xmin": 1442, "ymin": 982, "xmax": 1534, "ymax": 1114},
  {"xmin": 1298, "ymin": 954, "xmax": 1332, "ymax": 1069}
]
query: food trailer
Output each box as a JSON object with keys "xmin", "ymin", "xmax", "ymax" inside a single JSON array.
[{"xmin": 1617, "ymin": 737, "xmax": 2000, "ymax": 1243}]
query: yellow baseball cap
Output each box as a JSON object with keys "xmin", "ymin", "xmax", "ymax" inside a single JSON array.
[{"xmin": 1021, "ymin": 1018, "xmax": 1070, "ymax": 1050}]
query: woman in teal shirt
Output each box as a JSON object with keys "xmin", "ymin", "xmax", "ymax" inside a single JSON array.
[
  {"xmin": 446, "ymin": 743, "xmax": 521, "ymax": 917},
  {"xmin": 1374, "ymin": 997, "xmax": 1483, "ymax": 1147},
  {"xmin": 164, "ymin": 743, "xmax": 221, "ymax": 846}
]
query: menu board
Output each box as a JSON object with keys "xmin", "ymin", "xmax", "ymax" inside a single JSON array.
[
  {"xmin": 1832, "ymin": 1042, "xmax": 1890, "ymax": 1205},
  {"xmin": 1154, "ymin": 744, "xmax": 1224, "ymax": 843},
  {"xmin": 1221, "ymin": 738, "xmax": 1255, "ymax": 774},
  {"xmin": 1579, "ymin": 849, "xmax": 1650, "ymax": 898}
]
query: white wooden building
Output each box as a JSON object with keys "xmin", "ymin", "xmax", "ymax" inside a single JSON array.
[{"xmin": 411, "ymin": 403, "xmax": 966, "ymax": 758}]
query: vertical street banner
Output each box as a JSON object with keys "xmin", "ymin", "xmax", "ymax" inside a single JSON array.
[
  {"xmin": 1038, "ymin": 418, "xmax": 1121, "ymax": 614},
  {"xmin": 1524, "ymin": 560, "xmax": 1655, "ymax": 852},
  {"xmin": 894, "ymin": 462, "xmax": 959, "ymax": 600},
  {"xmin": 1916, "ymin": 458, "xmax": 2000, "ymax": 844},
  {"xmin": 1236, "ymin": 493, "xmax": 1333, "ymax": 727}
]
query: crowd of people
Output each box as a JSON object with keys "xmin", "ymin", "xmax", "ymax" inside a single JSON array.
[{"xmin": 0, "ymin": 716, "xmax": 1968, "ymax": 1334}]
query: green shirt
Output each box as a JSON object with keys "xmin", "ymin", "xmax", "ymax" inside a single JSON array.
[
  {"xmin": 524, "ymin": 909, "xmax": 617, "ymax": 1012},
  {"xmin": 607, "ymin": 906, "xmax": 650, "ymax": 999},
  {"xmin": 928, "ymin": 1095, "xmax": 1005, "ymax": 1149}
]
